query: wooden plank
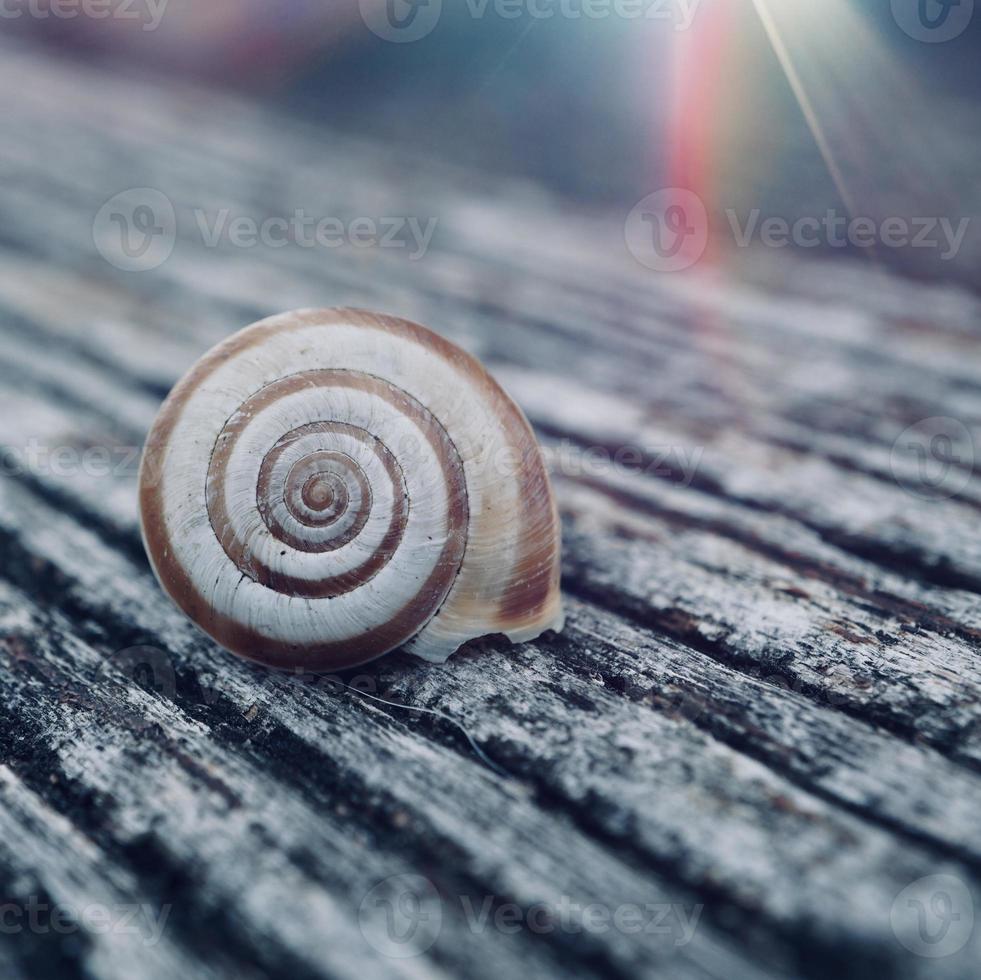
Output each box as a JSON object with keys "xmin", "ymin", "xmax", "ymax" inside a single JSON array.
[
  {"xmin": 0, "ymin": 422, "xmax": 977, "ymax": 978},
  {"xmin": 0, "ymin": 519, "xmax": 770, "ymax": 980}
]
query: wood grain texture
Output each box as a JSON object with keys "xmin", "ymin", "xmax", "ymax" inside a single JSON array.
[{"xmin": 0, "ymin": 37, "xmax": 980, "ymax": 980}]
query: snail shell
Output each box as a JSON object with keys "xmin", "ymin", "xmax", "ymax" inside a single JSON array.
[{"xmin": 138, "ymin": 308, "xmax": 563, "ymax": 670}]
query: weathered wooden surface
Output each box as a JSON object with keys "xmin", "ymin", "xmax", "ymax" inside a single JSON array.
[{"xmin": 1, "ymin": 37, "xmax": 980, "ymax": 980}]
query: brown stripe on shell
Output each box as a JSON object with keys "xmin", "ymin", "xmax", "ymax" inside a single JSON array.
[
  {"xmin": 296, "ymin": 470, "xmax": 346, "ymax": 522},
  {"xmin": 138, "ymin": 308, "xmax": 558, "ymax": 670},
  {"xmin": 258, "ymin": 436, "xmax": 374, "ymax": 545},
  {"xmin": 210, "ymin": 411, "xmax": 409, "ymax": 598},
  {"xmin": 290, "ymin": 462, "xmax": 351, "ymax": 526}
]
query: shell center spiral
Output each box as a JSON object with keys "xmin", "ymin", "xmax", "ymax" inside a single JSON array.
[
  {"xmin": 203, "ymin": 369, "xmax": 467, "ymax": 612},
  {"xmin": 303, "ymin": 475, "xmax": 334, "ymax": 511}
]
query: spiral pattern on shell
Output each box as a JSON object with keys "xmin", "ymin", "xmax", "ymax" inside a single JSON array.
[{"xmin": 139, "ymin": 309, "xmax": 563, "ymax": 670}]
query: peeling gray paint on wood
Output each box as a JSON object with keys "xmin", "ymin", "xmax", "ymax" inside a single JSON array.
[{"xmin": 0, "ymin": 37, "xmax": 979, "ymax": 980}]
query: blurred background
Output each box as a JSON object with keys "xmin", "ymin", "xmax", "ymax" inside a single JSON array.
[{"xmin": 5, "ymin": 0, "xmax": 980, "ymax": 287}]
